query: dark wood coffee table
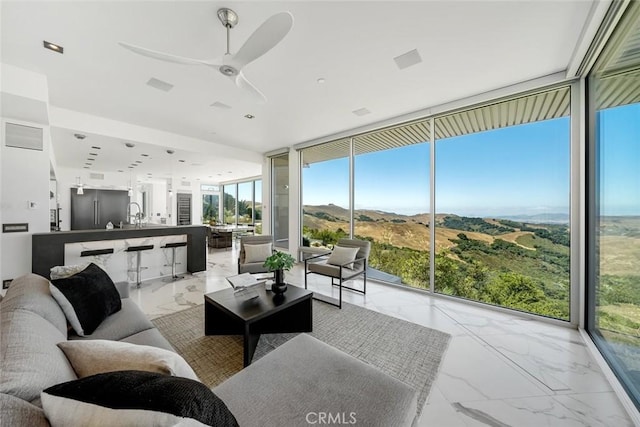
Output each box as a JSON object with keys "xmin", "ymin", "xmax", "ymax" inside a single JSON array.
[{"xmin": 204, "ymin": 284, "xmax": 313, "ymax": 367}]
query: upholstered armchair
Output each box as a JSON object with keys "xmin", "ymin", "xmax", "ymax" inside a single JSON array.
[
  {"xmin": 304, "ymin": 238, "xmax": 371, "ymax": 309},
  {"xmin": 238, "ymin": 235, "xmax": 274, "ymax": 274}
]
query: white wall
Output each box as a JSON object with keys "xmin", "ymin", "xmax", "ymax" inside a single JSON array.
[
  {"xmin": 0, "ymin": 64, "xmax": 50, "ymax": 285},
  {"xmin": 1, "ymin": 119, "xmax": 51, "ymax": 282}
]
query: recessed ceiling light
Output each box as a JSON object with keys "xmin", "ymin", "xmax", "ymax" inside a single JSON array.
[
  {"xmin": 146, "ymin": 77, "xmax": 174, "ymax": 92},
  {"xmin": 166, "ymin": 150, "xmax": 175, "ymax": 154},
  {"xmin": 74, "ymin": 133, "xmax": 86, "ymax": 140},
  {"xmin": 91, "ymin": 146, "xmax": 101, "ymax": 150},
  {"xmin": 125, "ymin": 142, "xmax": 135, "ymax": 148},
  {"xmin": 43, "ymin": 40, "xmax": 64, "ymax": 54},
  {"xmin": 118, "ymin": 170, "xmax": 124, "ymax": 173},
  {"xmin": 393, "ymin": 48, "xmax": 422, "ymax": 70},
  {"xmin": 86, "ymin": 158, "xmax": 94, "ymax": 161},
  {"xmin": 135, "ymin": 160, "xmax": 142, "ymax": 164},
  {"xmin": 141, "ymin": 154, "xmax": 149, "ymax": 157},
  {"xmin": 217, "ymin": 174, "xmax": 222, "ymax": 176},
  {"xmin": 352, "ymin": 107, "xmax": 371, "ymax": 116},
  {"xmin": 128, "ymin": 166, "xmax": 134, "ymax": 169},
  {"xmin": 244, "ymin": 114, "xmax": 255, "ymax": 119},
  {"xmin": 178, "ymin": 160, "xmax": 185, "ymax": 163},
  {"xmin": 227, "ymin": 171, "xmax": 232, "ymax": 174},
  {"xmin": 85, "ymin": 163, "xmax": 91, "ymax": 166},
  {"xmin": 83, "ymin": 166, "xmax": 90, "ymax": 169},
  {"xmin": 89, "ymin": 152, "xmax": 97, "ymax": 156},
  {"xmin": 317, "ymin": 78, "xmax": 326, "ymax": 84}
]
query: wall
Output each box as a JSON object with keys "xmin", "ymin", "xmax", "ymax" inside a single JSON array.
[
  {"xmin": 0, "ymin": 64, "xmax": 51, "ymax": 286},
  {"xmin": 1, "ymin": 119, "xmax": 51, "ymax": 282}
]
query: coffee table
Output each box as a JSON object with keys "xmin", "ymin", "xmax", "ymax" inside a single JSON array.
[{"xmin": 204, "ymin": 284, "xmax": 313, "ymax": 367}]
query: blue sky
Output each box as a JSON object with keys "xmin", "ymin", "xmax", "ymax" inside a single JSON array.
[
  {"xmin": 599, "ymin": 104, "xmax": 640, "ymax": 216},
  {"xmin": 303, "ymin": 117, "xmax": 571, "ymax": 217}
]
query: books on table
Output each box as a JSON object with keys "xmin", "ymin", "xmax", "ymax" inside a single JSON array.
[{"xmin": 226, "ymin": 273, "xmax": 267, "ymax": 294}]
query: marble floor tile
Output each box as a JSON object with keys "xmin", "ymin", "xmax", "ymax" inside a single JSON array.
[{"xmin": 480, "ymin": 332, "xmax": 612, "ymax": 393}]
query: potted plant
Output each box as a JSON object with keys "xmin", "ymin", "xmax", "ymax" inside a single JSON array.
[{"xmin": 263, "ymin": 251, "xmax": 295, "ymax": 294}]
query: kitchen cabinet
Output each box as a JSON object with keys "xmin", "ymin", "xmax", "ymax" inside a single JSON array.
[{"xmin": 70, "ymin": 189, "xmax": 129, "ymax": 230}]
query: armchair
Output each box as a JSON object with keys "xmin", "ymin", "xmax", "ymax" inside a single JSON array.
[
  {"xmin": 304, "ymin": 238, "xmax": 371, "ymax": 309},
  {"xmin": 238, "ymin": 235, "xmax": 274, "ymax": 274}
]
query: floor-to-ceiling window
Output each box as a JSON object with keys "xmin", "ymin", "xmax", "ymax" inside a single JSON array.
[
  {"xmin": 588, "ymin": 2, "xmax": 640, "ymax": 409},
  {"xmin": 255, "ymin": 180, "xmax": 262, "ymax": 234},
  {"xmin": 434, "ymin": 87, "xmax": 571, "ymax": 320},
  {"xmin": 237, "ymin": 181, "xmax": 253, "ymax": 224},
  {"xmin": 201, "ymin": 184, "xmax": 219, "ymax": 224},
  {"xmin": 272, "ymin": 154, "xmax": 289, "ymax": 249},
  {"xmin": 223, "ymin": 184, "xmax": 236, "ymax": 224},
  {"xmin": 301, "ymin": 139, "xmax": 350, "ymax": 249},
  {"xmin": 354, "ymin": 123, "xmax": 430, "ymax": 288}
]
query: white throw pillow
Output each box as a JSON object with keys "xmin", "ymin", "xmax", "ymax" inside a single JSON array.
[
  {"xmin": 57, "ymin": 340, "xmax": 199, "ymax": 381},
  {"xmin": 244, "ymin": 243, "xmax": 272, "ymax": 263},
  {"xmin": 50, "ymin": 264, "xmax": 89, "ymax": 280},
  {"xmin": 327, "ymin": 246, "xmax": 360, "ymax": 269}
]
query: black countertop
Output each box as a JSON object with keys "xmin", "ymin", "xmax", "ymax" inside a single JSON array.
[{"xmin": 32, "ymin": 225, "xmax": 207, "ymax": 279}]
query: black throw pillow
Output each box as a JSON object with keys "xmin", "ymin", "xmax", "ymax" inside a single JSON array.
[
  {"xmin": 50, "ymin": 263, "xmax": 121, "ymax": 336},
  {"xmin": 41, "ymin": 370, "xmax": 239, "ymax": 427}
]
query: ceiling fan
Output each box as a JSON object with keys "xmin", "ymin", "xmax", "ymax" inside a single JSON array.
[{"xmin": 119, "ymin": 8, "xmax": 294, "ymax": 104}]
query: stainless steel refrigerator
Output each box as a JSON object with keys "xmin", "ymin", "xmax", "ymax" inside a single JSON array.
[{"xmin": 70, "ymin": 189, "xmax": 129, "ymax": 230}]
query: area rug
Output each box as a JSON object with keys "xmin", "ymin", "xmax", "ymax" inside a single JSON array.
[{"xmin": 152, "ymin": 299, "xmax": 451, "ymax": 417}]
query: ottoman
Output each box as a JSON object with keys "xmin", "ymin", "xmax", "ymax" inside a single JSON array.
[{"xmin": 213, "ymin": 334, "xmax": 418, "ymax": 427}]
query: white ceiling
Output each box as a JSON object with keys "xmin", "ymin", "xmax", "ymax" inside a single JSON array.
[{"xmin": 1, "ymin": 1, "xmax": 598, "ymax": 181}]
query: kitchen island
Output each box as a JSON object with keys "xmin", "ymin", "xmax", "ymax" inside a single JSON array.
[{"xmin": 32, "ymin": 226, "xmax": 207, "ymax": 281}]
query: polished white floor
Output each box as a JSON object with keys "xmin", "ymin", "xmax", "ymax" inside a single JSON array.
[{"xmin": 131, "ymin": 246, "xmax": 634, "ymax": 427}]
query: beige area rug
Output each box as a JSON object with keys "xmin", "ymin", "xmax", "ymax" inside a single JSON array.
[{"xmin": 152, "ymin": 299, "xmax": 451, "ymax": 416}]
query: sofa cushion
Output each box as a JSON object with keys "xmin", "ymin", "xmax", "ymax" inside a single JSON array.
[
  {"xmin": 0, "ymin": 309, "xmax": 77, "ymax": 403},
  {"xmin": 244, "ymin": 243, "xmax": 272, "ymax": 263},
  {"xmin": 50, "ymin": 263, "xmax": 121, "ymax": 336},
  {"xmin": 214, "ymin": 334, "xmax": 418, "ymax": 427},
  {"xmin": 327, "ymin": 245, "xmax": 359, "ymax": 269},
  {"xmin": 41, "ymin": 370, "xmax": 238, "ymax": 427},
  {"xmin": 58, "ymin": 340, "xmax": 198, "ymax": 380},
  {"xmin": 0, "ymin": 393, "xmax": 49, "ymax": 427},
  {"xmin": 119, "ymin": 328, "xmax": 175, "ymax": 351},
  {"xmin": 0, "ymin": 273, "xmax": 68, "ymax": 335},
  {"xmin": 69, "ymin": 299, "xmax": 154, "ymax": 342}
]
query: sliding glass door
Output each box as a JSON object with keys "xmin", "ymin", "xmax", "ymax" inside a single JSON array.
[{"xmin": 272, "ymin": 154, "xmax": 289, "ymax": 249}]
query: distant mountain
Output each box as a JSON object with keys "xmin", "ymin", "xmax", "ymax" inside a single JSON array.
[{"xmin": 493, "ymin": 213, "xmax": 569, "ymax": 224}]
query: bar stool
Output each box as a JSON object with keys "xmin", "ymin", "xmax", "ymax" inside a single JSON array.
[
  {"xmin": 126, "ymin": 244, "xmax": 154, "ymax": 288},
  {"xmin": 162, "ymin": 241, "xmax": 187, "ymax": 280},
  {"xmin": 80, "ymin": 248, "xmax": 114, "ymax": 273}
]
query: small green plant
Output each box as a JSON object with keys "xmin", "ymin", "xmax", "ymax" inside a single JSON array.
[{"xmin": 263, "ymin": 251, "xmax": 295, "ymax": 272}]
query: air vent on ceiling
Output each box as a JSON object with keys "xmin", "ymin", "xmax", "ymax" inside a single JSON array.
[
  {"xmin": 393, "ymin": 48, "xmax": 422, "ymax": 70},
  {"xmin": 352, "ymin": 108, "xmax": 371, "ymax": 117},
  {"xmin": 181, "ymin": 181, "xmax": 191, "ymax": 187},
  {"xmin": 210, "ymin": 101, "xmax": 232, "ymax": 109},
  {"xmin": 5, "ymin": 123, "xmax": 43, "ymax": 151},
  {"xmin": 146, "ymin": 77, "xmax": 174, "ymax": 92},
  {"xmin": 90, "ymin": 173, "xmax": 105, "ymax": 180}
]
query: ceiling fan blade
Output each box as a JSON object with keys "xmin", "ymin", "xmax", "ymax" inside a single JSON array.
[
  {"xmin": 233, "ymin": 12, "xmax": 294, "ymax": 68},
  {"xmin": 119, "ymin": 42, "xmax": 218, "ymax": 67},
  {"xmin": 235, "ymin": 71, "xmax": 267, "ymax": 104}
]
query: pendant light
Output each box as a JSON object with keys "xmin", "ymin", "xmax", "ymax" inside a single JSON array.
[{"xmin": 76, "ymin": 177, "xmax": 84, "ymax": 195}]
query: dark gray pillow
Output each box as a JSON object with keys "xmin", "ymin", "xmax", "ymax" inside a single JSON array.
[
  {"xmin": 41, "ymin": 370, "xmax": 239, "ymax": 427},
  {"xmin": 50, "ymin": 263, "xmax": 121, "ymax": 336}
]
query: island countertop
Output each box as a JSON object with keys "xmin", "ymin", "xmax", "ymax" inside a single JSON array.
[{"xmin": 32, "ymin": 225, "xmax": 207, "ymax": 279}]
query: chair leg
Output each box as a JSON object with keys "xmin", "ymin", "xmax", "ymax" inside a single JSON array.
[
  {"xmin": 338, "ymin": 278, "xmax": 342, "ymax": 309},
  {"xmin": 304, "ymin": 260, "xmax": 308, "ymax": 289}
]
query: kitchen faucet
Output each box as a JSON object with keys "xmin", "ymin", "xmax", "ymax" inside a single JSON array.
[{"xmin": 127, "ymin": 202, "xmax": 143, "ymax": 228}]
